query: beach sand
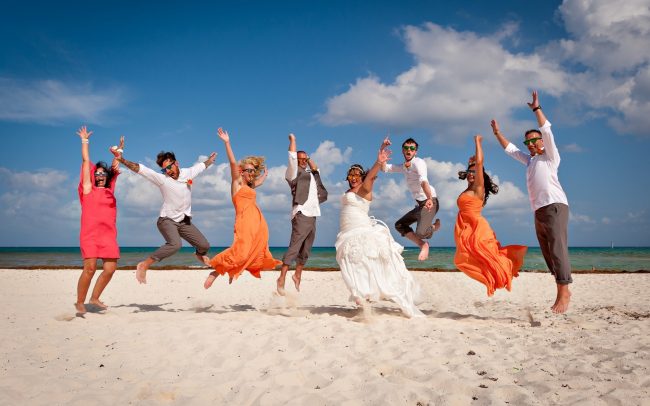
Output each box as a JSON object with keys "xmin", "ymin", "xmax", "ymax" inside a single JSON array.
[{"xmin": 0, "ymin": 269, "xmax": 648, "ymax": 405}]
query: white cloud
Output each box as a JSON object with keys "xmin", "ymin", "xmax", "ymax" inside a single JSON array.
[
  {"xmin": 309, "ymin": 140, "xmax": 353, "ymax": 177},
  {"xmin": 563, "ymin": 143, "xmax": 583, "ymax": 152},
  {"xmin": 320, "ymin": 22, "xmax": 569, "ymax": 142},
  {"xmin": 0, "ymin": 77, "xmax": 126, "ymax": 124},
  {"xmin": 570, "ymin": 212, "xmax": 596, "ymax": 224},
  {"xmin": 321, "ymin": 0, "xmax": 650, "ymax": 138}
]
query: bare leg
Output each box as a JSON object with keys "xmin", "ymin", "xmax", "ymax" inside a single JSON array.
[
  {"xmin": 551, "ymin": 284, "xmax": 572, "ymax": 314},
  {"xmin": 204, "ymin": 271, "xmax": 218, "ymax": 289},
  {"xmin": 195, "ymin": 253, "xmax": 209, "ymax": 266},
  {"xmin": 277, "ymin": 264, "xmax": 289, "ymax": 295},
  {"xmin": 292, "ymin": 263, "xmax": 303, "ymax": 292},
  {"xmin": 404, "ymin": 232, "xmax": 429, "ymax": 261},
  {"xmin": 136, "ymin": 257, "xmax": 156, "ymax": 284},
  {"xmin": 76, "ymin": 259, "xmax": 97, "ymax": 313},
  {"xmin": 89, "ymin": 259, "xmax": 117, "ymax": 309}
]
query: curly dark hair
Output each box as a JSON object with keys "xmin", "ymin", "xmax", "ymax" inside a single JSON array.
[
  {"xmin": 468, "ymin": 164, "xmax": 499, "ymax": 206},
  {"xmin": 156, "ymin": 151, "xmax": 176, "ymax": 167},
  {"xmin": 402, "ymin": 138, "xmax": 418, "ymax": 149},
  {"xmin": 94, "ymin": 161, "xmax": 115, "ymax": 186}
]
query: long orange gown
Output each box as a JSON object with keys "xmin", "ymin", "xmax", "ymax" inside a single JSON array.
[
  {"xmin": 454, "ymin": 193, "xmax": 527, "ymax": 296},
  {"xmin": 208, "ymin": 185, "xmax": 281, "ymax": 281}
]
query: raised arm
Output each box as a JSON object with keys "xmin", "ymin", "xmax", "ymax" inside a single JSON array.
[
  {"xmin": 357, "ymin": 148, "xmax": 391, "ymax": 200},
  {"xmin": 527, "ymin": 90, "xmax": 547, "ymax": 127},
  {"xmin": 254, "ymin": 166, "xmax": 268, "ymax": 188},
  {"xmin": 472, "ymin": 135, "xmax": 485, "ymax": 198},
  {"xmin": 285, "ymin": 133, "xmax": 298, "ymax": 181},
  {"xmin": 109, "ymin": 136, "xmax": 125, "ymax": 173},
  {"xmin": 77, "ymin": 126, "xmax": 93, "ymax": 194},
  {"xmin": 491, "ymin": 119, "xmax": 510, "ymax": 149},
  {"xmin": 204, "ymin": 152, "xmax": 217, "ymax": 168},
  {"xmin": 217, "ymin": 127, "xmax": 240, "ymax": 183},
  {"xmin": 288, "ymin": 133, "xmax": 296, "ymax": 152}
]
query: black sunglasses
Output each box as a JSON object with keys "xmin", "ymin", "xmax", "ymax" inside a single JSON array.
[{"xmin": 94, "ymin": 172, "xmax": 107, "ymax": 177}]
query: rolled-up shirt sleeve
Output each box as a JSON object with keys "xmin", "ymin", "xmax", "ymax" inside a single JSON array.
[
  {"xmin": 505, "ymin": 143, "xmax": 531, "ymax": 166},
  {"xmin": 285, "ymin": 151, "xmax": 298, "ymax": 181},
  {"xmin": 539, "ymin": 120, "xmax": 560, "ymax": 166},
  {"xmin": 137, "ymin": 164, "xmax": 165, "ymax": 186}
]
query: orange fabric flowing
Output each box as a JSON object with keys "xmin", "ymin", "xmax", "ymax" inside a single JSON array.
[
  {"xmin": 208, "ymin": 185, "xmax": 281, "ymax": 282},
  {"xmin": 454, "ymin": 193, "xmax": 527, "ymax": 296}
]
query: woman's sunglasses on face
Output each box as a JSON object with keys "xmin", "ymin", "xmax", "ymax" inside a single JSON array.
[
  {"xmin": 160, "ymin": 162, "xmax": 175, "ymax": 173},
  {"xmin": 94, "ymin": 172, "xmax": 107, "ymax": 177},
  {"xmin": 242, "ymin": 168, "xmax": 256, "ymax": 174},
  {"xmin": 523, "ymin": 137, "xmax": 541, "ymax": 146},
  {"xmin": 457, "ymin": 169, "xmax": 476, "ymax": 180},
  {"xmin": 347, "ymin": 173, "xmax": 361, "ymax": 180},
  {"xmin": 402, "ymin": 145, "xmax": 417, "ymax": 151}
]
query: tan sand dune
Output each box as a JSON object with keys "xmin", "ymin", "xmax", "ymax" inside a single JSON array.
[{"xmin": 0, "ymin": 269, "xmax": 648, "ymax": 405}]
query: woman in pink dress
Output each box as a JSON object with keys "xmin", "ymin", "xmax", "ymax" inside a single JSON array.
[{"xmin": 76, "ymin": 126, "xmax": 123, "ymax": 314}]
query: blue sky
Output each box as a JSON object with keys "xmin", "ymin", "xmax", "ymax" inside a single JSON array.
[{"xmin": 1, "ymin": 0, "xmax": 649, "ymax": 248}]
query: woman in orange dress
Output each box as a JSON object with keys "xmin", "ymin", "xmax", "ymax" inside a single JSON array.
[
  {"xmin": 204, "ymin": 127, "xmax": 281, "ymax": 287},
  {"xmin": 454, "ymin": 135, "xmax": 527, "ymax": 296}
]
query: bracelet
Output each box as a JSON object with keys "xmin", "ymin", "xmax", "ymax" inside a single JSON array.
[
  {"xmin": 532, "ymin": 106, "xmax": 542, "ymax": 112},
  {"xmin": 81, "ymin": 139, "xmax": 89, "ymax": 144}
]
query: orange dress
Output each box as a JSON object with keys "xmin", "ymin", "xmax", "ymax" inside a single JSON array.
[
  {"xmin": 454, "ymin": 193, "xmax": 527, "ymax": 296},
  {"xmin": 208, "ymin": 185, "xmax": 281, "ymax": 281}
]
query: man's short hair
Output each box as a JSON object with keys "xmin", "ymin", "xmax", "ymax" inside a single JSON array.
[
  {"xmin": 296, "ymin": 150, "xmax": 307, "ymax": 156},
  {"xmin": 402, "ymin": 138, "xmax": 419, "ymax": 149},
  {"xmin": 156, "ymin": 151, "xmax": 176, "ymax": 167},
  {"xmin": 524, "ymin": 129, "xmax": 542, "ymax": 138}
]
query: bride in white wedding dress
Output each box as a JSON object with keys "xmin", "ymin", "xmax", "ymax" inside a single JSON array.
[{"xmin": 335, "ymin": 148, "xmax": 424, "ymax": 318}]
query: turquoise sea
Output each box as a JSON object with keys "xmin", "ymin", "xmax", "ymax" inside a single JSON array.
[{"xmin": 0, "ymin": 246, "xmax": 648, "ymax": 271}]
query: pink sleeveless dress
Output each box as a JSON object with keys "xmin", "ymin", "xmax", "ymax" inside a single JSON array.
[{"xmin": 78, "ymin": 164, "xmax": 120, "ymax": 259}]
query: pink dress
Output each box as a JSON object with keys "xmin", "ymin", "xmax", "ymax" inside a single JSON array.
[{"xmin": 78, "ymin": 164, "xmax": 120, "ymax": 259}]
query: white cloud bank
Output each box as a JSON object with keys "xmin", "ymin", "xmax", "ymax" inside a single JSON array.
[
  {"xmin": 321, "ymin": 0, "xmax": 650, "ymax": 139},
  {"xmin": 0, "ymin": 77, "xmax": 126, "ymax": 124}
]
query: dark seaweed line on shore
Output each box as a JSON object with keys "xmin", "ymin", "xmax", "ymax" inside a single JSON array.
[{"xmin": 3, "ymin": 266, "xmax": 648, "ymax": 273}]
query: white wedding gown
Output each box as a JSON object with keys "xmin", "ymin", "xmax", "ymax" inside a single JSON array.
[{"xmin": 335, "ymin": 192, "xmax": 424, "ymax": 318}]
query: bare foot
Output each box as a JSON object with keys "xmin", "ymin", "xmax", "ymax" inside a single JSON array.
[
  {"xmin": 276, "ymin": 276, "xmax": 286, "ymax": 296},
  {"xmin": 89, "ymin": 298, "xmax": 108, "ymax": 309},
  {"xmin": 136, "ymin": 261, "xmax": 148, "ymax": 284},
  {"xmin": 292, "ymin": 274, "xmax": 301, "ymax": 292},
  {"xmin": 204, "ymin": 272, "xmax": 218, "ymax": 289},
  {"xmin": 418, "ymin": 242, "xmax": 430, "ymax": 261},
  {"xmin": 74, "ymin": 302, "xmax": 87, "ymax": 314},
  {"xmin": 551, "ymin": 284, "xmax": 572, "ymax": 314},
  {"xmin": 432, "ymin": 218, "xmax": 441, "ymax": 232},
  {"xmin": 196, "ymin": 254, "xmax": 210, "ymax": 266}
]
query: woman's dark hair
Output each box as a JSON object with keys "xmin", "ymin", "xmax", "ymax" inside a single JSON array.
[
  {"xmin": 156, "ymin": 151, "xmax": 176, "ymax": 167},
  {"xmin": 94, "ymin": 161, "xmax": 115, "ymax": 186},
  {"xmin": 468, "ymin": 164, "xmax": 499, "ymax": 206}
]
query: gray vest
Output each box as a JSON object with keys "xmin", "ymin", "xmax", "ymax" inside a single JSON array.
[{"xmin": 288, "ymin": 168, "xmax": 328, "ymax": 206}]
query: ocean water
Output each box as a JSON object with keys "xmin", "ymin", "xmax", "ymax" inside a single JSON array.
[{"xmin": 0, "ymin": 246, "xmax": 648, "ymax": 271}]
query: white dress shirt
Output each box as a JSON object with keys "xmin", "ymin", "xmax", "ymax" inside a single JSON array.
[
  {"xmin": 383, "ymin": 157, "xmax": 435, "ymax": 201},
  {"xmin": 137, "ymin": 162, "xmax": 207, "ymax": 222},
  {"xmin": 505, "ymin": 120, "xmax": 569, "ymax": 211},
  {"xmin": 285, "ymin": 151, "xmax": 321, "ymax": 218}
]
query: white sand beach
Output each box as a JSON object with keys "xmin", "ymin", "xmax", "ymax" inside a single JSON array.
[{"xmin": 0, "ymin": 269, "xmax": 648, "ymax": 405}]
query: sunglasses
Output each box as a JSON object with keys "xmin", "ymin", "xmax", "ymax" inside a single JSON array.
[
  {"xmin": 160, "ymin": 162, "xmax": 175, "ymax": 173},
  {"xmin": 523, "ymin": 137, "xmax": 542, "ymax": 146},
  {"xmin": 457, "ymin": 169, "xmax": 476, "ymax": 180},
  {"xmin": 94, "ymin": 172, "xmax": 107, "ymax": 177},
  {"xmin": 402, "ymin": 145, "xmax": 417, "ymax": 151},
  {"xmin": 242, "ymin": 168, "xmax": 256, "ymax": 174}
]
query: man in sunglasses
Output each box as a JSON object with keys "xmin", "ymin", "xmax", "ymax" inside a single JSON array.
[
  {"xmin": 381, "ymin": 137, "xmax": 440, "ymax": 261},
  {"xmin": 277, "ymin": 133, "xmax": 328, "ymax": 294},
  {"xmin": 491, "ymin": 90, "xmax": 572, "ymax": 314},
  {"xmin": 116, "ymin": 150, "xmax": 216, "ymax": 284}
]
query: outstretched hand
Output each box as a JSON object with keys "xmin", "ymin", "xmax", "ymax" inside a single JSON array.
[
  {"xmin": 474, "ymin": 134, "xmax": 483, "ymax": 143},
  {"xmin": 217, "ymin": 127, "xmax": 230, "ymax": 143},
  {"xmin": 110, "ymin": 136, "xmax": 125, "ymax": 158},
  {"xmin": 380, "ymin": 136, "xmax": 391, "ymax": 151},
  {"xmin": 288, "ymin": 133, "xmax": 295, "ymax": 141},
  {"xmin": 77, "ymin": 126, "xmax": 92, "ymax": 140},
  {"xmin": 377, "ymin": 147, "xmax": 391, "ymax": 164},
  {"xmin": 490, "ymin": 119, "xmax": 500, "ymax": 135},
  {"xmin": 527, "ymin": 90, "xmax": 540, "ymax": 110},
  {"xmin": 205, "ymin": 152, "xmax": 217, "ymax": 166}
]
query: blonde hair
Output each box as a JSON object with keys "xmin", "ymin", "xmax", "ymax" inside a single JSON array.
[{"xmin": 239, "ymin": 156, "xmax": 266, "ymax": 179}]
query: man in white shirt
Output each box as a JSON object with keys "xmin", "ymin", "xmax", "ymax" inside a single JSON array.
[
  {"xmin": 491, "ymin": 90, "xmax": 572, "ymax": 313},
  {"xmin": 381, "ymin": 137, "xmax": 440, "ymax": 261},
  {"xmin": 117, "ymin": 150, "xmax": 216, "ymax": 284},
  {"xmin": 277, "ymin": 133, "xmax": 328, "ymax": 294}
]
